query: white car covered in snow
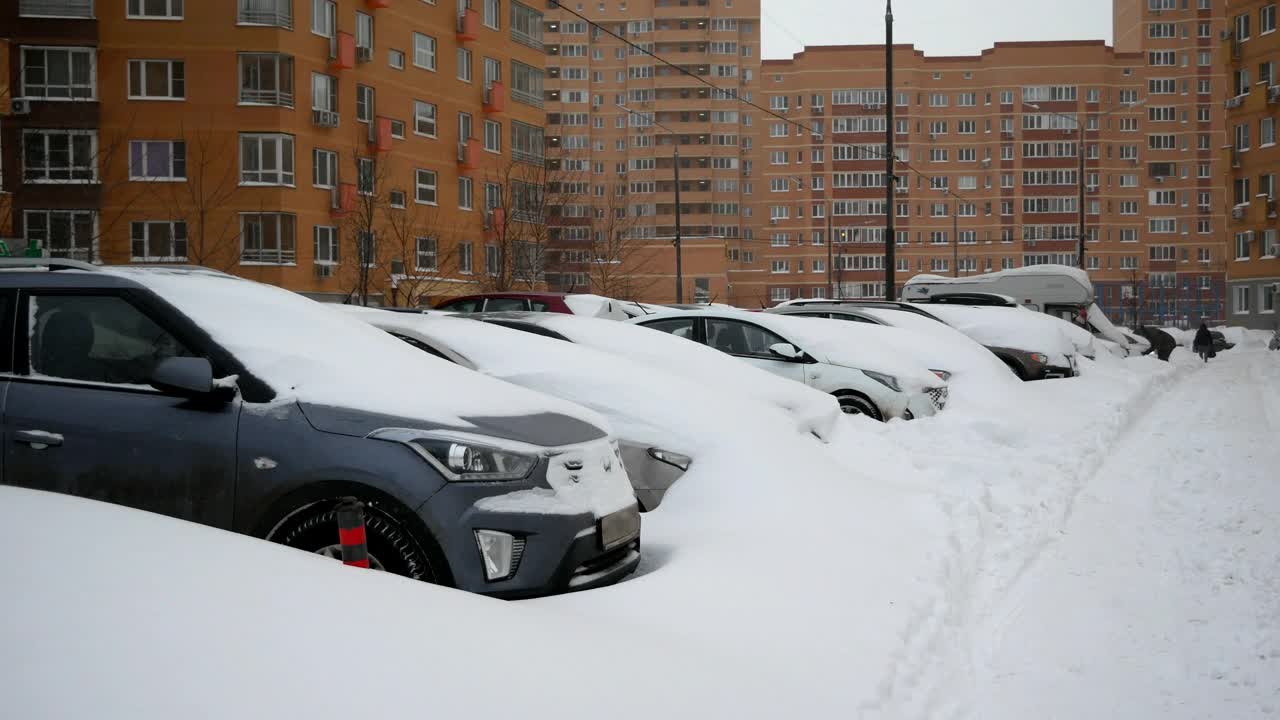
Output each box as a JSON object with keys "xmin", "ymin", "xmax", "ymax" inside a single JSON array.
[
  {"xmin": 910, "ymin": 304, "xmax": 1081, "ymax": 379},
  {"xmin": 628, "ymin": 309, "xmax": 948, "ymax": 421},
  {"xmin": 339, "ymin": 307, "xmax": 816, "ymax": 511}
]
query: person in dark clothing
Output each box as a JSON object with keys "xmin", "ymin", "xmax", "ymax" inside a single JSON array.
[
  {"xmin": 1137, "ymin": 325, "xmax": 1177, "ymax": 361},
  {"xmin": 1192, "ymin": 323, "xmax": 1216, "ymax": 363}
]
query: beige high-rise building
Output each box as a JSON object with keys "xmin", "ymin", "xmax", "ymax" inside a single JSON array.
[{"xmin": 541, "ymin": 0, "xmax": 761, "ymax": 303}]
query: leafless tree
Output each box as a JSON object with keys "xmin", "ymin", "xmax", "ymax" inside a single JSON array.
[
  {"xmin": 582, "ymin": 183, "xmax": 657, "ymax": 299},
  {"xmin": 477, "ymin": 157, "xmax": 587, "ymax": 292},
  {"xmin": 141, "ymin": 124, "xmax": 241, "ymax": 270},
  {"xmin": 375, "ymin": 200, "xmax": 465, "ymax": 307}
]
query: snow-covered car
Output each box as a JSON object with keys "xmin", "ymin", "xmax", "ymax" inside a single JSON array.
[
  {"xmin": 767, "ymin": 304, "xmax": 1019, "ymax": 393},
  {"xmin": 628, "ymin": 309, "xmax": 948, "ymax": 421},
  {"xmin": 434, "ymin": 292, "xmax": 630, "ymax": 319},
  {"xmin": 0, "ymin": 261, "xmax": 641, "ymax": 597},
  {"xmin": 907, "ymin": 304, "xmax": 1081, "ymax": 380},
  {"xmin": 453, "ymin": 311, "xmax": 843, "ymax": 440},
  {"xmin": 340, "ymin": 307, "xmax": 809, "ymax": 511}
]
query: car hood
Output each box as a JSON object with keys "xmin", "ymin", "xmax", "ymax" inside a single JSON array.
[
  {"xmin": 297, "ymin": 402, "xmax": 609, "ymax": 447},
  {"xmin": 813, "ymin": 349, "xmax": 944, "ymax": 392}
]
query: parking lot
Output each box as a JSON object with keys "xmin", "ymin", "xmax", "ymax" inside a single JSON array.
[{"xmin": 1, "ymin": 265, "xmax": 1278, "ymax": 719}]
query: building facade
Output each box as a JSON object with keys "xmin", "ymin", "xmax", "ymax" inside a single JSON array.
[
  {"xmin": 1222, "ymin": 0, "xmax": 1280, "ymax": 330},
  {"xmin": 749, "ymin": 33, "xmax": 1229, "ymax": 324},
  {"xmin": 4, "ymin": 0, "xmax": 548, "ymax": 305},
  {"xmin": 541, "ymin": 0, "xmax": 761, "ymax": 304}
]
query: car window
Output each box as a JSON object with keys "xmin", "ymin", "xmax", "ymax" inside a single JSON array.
[
  {"xmin": 832, "ymin": 313, "xmax": 877, "ymax": 324},
  {"xmin": 0, "ymin": 292, "xmax": 11, "ymax": 373},
  {"xmin": 640, "ymin": 317, "xmax": 696, "ymax": 340},
  {"xmin": 794, "ymin": 312, "xmax": 831, "ymax": 319},
  {"xmin": 390, "ymin": 332, "xmax": 454, "ymax": 363},
  {"xmin": 529, "ymin": 300, "xmax": 552, "ymax": 312},
  {"xmin": 29, "ymin": 294, "xmax": 196, "ymax": 385},
  {"xmin": 706, "ymin": 318, "xmax": 786, "ymax": 359},
  {"xmin": 437, "ymin": 298, "xmax": 481, "ymax": 313},
  {"xmin": 486, "ymin": 298, "xmax": 528, "ymax": 312}
]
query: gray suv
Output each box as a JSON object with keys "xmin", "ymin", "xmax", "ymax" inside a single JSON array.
[{"xmin": 0, "ymin": 261, "xmax": 641, "ymax": 598}]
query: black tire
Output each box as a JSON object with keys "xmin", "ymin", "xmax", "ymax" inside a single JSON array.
[
  {"xmin": 835, "ymin": 392, "xmax": 883, "ymax": 421},
  {"xmin": 270, "ymin": 498, "xmax": 443, "ymax": 584}
]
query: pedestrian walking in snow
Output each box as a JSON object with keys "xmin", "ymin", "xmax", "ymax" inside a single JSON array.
[
  {"xmin": 1138, "ymin": 325, "xmax": 1177, "ymax": 361},
  {"xmin": 1193, "ymin": 323, "xmax": 1215, "ymax": 363}
]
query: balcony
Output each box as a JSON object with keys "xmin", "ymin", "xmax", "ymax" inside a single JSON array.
[
  {"xmin": 511, "ymin": 28, "xmax": 543, "ymax": 52},
  {"xmin": 511, "ymin": 86, "xmax": 543, "ymax": 109},
  {"xmin": 484, "ymin": 208, "xmax": 505, "ymax": 237},
  {"xmin": 329, "ymin": 32, "xmax": 356, "ymax": 71},
  {"xmin": 483, "ymin": 82, "xmax": 506, "ymax": 114},
  {"xmin": 19, "ymin": 0, "xmax": 93, "ymax": 17},
  {"xmin": 238, "ymin": 1, "xmax": 293, "ymax": 29},
  {"xmin": 456, "ymin": 9, "xmax": 479, "ymax": 42},
  {"xmin": 240, "ymin": 87, "xmax": 294, "ymax": 107},
  {"xmin": 457, "ymin": 138, "xmax": 480, "ymax": 170},
  {"xmin": 365, "ymin": 0, "xmax": 390, "ymax": 7},
  {"xmin": 369, "ymin": 118, "xmax": 393, "ymax": 153},
  {"xmin": 331, "ymin": 183, "xmax": 358, "ymax": 217}
]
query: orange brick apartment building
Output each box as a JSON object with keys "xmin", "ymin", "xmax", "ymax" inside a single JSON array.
[{"xmin": 3, "ymin": 0, "xmax": 549, "ymax": 304}]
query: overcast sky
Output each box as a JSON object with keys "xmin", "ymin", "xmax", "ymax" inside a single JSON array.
[{"xmin": 761, "ymin": 0, "xmax": 1115, "ymax": 60}]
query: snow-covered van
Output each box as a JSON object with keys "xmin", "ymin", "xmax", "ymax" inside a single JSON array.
[{"xmin": 901, "ymin": 264, "xmax": 1135, "ymax": 352}]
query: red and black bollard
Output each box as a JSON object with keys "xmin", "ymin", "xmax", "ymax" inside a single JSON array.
[{"xmin": 335, "ymin": 497, "xmax": 370, "ymax": 569}]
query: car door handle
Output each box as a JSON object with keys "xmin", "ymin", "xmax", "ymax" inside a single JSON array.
[{"xmin": 15, "ymin": 430, "xmax": 64, "ymax": 449}]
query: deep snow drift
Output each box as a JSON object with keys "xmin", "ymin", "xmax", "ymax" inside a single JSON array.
[{"xmin": 3, "ymin": 346, "xmax": 1278, "ymax": 719}]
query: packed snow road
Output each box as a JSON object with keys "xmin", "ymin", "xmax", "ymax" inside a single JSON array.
[{"xmin": 972, "ymin": 349, "xmax": 1280, "ymax": 720}]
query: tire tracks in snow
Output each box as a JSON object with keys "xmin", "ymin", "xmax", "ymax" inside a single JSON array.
[{"xmin": 857, "ymin": 360, "xmax": 1191, "ymax": 720}]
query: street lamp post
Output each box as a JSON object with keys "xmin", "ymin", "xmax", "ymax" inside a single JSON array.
[
  {"xmin": 1025, "ymin": 98, "xmax": 1145, "ymax": 271},
  {"xmin": 618, "ymin": 104, "xmax": 683, "ymax": 302}
]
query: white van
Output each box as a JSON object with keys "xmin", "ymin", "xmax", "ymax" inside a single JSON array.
[{"xmin": 901, "ymin": 265, "xmax": 1136, "ymax": 352}]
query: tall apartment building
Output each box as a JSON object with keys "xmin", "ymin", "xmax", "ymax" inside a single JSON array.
[
  {"xmin": 3, "ymin": 0, "xmax": 548, "ymax": 304},
  {"xmin": 541, "ymin": 0, "xmax": 761, "ymax": 303},
  {"xmin": 1222, "ymin": 0, "xmax": 1279, "ymax": 329},
  {"xmin": 751, "ymin": 42, "xmax": 1183, "ymax": 322},
  {"xmin": 1111, "ymin": 0, "xmax": 1230, "ymax": 326}
]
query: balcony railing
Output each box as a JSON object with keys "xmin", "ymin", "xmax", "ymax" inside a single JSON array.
[
  {"xmin": 512, "ymin": 148, "xmax": 544, "ymax": 166},
  {"xmin": 511, "ymin": 28, "xmax": 544, "ymax": 51},
  {"xmin": 240, "ymin": 87, "xmax": 294, "ymax": 107},
  {"xmin": 511, "ymin": 87, "xmax": 544, "ymax": 109},
  {"xmin": 238, "ymin": 4, "xmax": 293, "ymax": 29},
  {"xmin": 241, "ymin": 247, "xmax": 297, "ymax": 264},
  {"xmin": 19, "ymin": 0, "xmax": 94, "ymax": 17}
]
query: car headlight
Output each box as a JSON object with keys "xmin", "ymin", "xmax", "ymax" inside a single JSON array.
[
  {"xmin": 647, "ymin": 447, "xmax": 692, "ymax": 471},
  {"xmin": 929, "ymin": 369, "xmax": 952, "ymax": 381},
  {"xmin": 863, "ymin": 370, "xmax": 902, "ymax": 392},
  {"xmin": 370, "ymin": 429, "xmax": 538, "ymax": 481},
  {"xmin": 1029, "ymin": 352, "xmax": 1049, "ymax": 364}
]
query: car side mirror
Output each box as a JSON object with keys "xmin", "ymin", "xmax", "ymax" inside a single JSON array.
[
  {"xmin": 150, "ymin": 357, "xmax": 219, "ymax": 398},
  {"xmin": 768, "ymin": 342, "xmax": 803, "ymax": 361}
]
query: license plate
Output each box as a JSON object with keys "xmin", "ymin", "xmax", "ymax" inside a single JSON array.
[{"xmin": 599, "ymin": 507, "xmax": 640, "ymax": 551}]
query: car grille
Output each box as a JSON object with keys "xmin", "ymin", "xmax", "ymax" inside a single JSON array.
[{"xmin": 926, "ymin": 386, "xmax": 948, "ymax": 410}]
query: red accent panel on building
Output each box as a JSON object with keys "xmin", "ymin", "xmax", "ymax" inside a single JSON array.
[
  {"xmin": 332, "ymin": 183, "xmax": 358, "ymax": 217},
  {"xmin": 370, "ymin": 117, "xmax": 394, "ymax": 153},
  {"xmin": 456, "ymin": 8, "xmax": 479, "ymax": 42},
  {"xmin": 330, "ymin": 32, "xmax": 356, "ymax": 71},
  {"xmin": 457, "ymin": 138, "xmax": 480, "ymax": 169},
  {"xmin": 483, "ymin": 82, "xmax": 506, "ymax": 113}
]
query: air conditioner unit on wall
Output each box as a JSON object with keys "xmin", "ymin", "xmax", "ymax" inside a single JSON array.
[{"xmin": 9, "ymin": 99, "xmax": 31, "ymax": 115}]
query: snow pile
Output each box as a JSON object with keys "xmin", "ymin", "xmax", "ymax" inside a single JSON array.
[
  {"xmin": 561, "ymin": 293, "xmax": 631, "ymax": 320},
  {"xmin": 0, "ymin": 487, "xmax": 796, "ymax": 720},
  {"xmin": 917, "ymin": 304, "xmax": 1077, "ymax": 367}
]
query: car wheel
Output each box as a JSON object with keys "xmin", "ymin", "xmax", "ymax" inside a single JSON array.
[
  {"xmin": 835, "ymin": 392, "xmax": 883, "ymax": 421},
  {"xmin": 271, "ymin": 499, "xmax": 442, "ymax": 583}
]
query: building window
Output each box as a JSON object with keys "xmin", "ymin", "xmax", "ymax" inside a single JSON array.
[
  {"xmin": 1262, "ymin": 118, "xmax": 1276, "ymax": 147},
  {"xmin": 484, "ymin": 120, "xmax": 502, "ymax": 153},
  {"xmin": 1234, "ymin": 285, "xmax": 1251, "ymax": 314},
  {"xmin": 239, "ymin": 0, "xmax": 293, "ymax": 28},
  {"xmin": 510, "ymin": 1, "xmax": 544, "ymax": 48},
  {"xmin": 356, "ymin": 84, "xmax": 374, "ymax": 123},
  {"xmin": 770, "ymin": 288, "xmax": 791, "ymax": 302},
  {"xmin": 128, "ymin": 0, "xmax": 184, "ymax": 19},
  {"xmin": 1237, "ymin": 231, "xmax": 1253, "ymax": 260},
  {"xmin": 458, "ymin": 176, "xmax": 473, "ymax": 210},
  {"xmin": 239, "ymin": 133, "xmax": 295, "ymax": 186},
  {"xmin": 511, "ymin": 121, "xmax": 543, "ymax": 164},
  {"xmin": 130, "ymin": 140, "xmax": 186, "ymax": 181},
  {"xmin": 313, "ymin": 148, "xmax": 337, "ymax": 188},
  {"xmin": 510, "ymin": 61, "xmax": 544, "ymax": 107},
  {"xmin": 389, "ymin": 49, "xmax": 405, "ymax": 70},
  {"xmin": 458, "ymin": 241, "xmax": 474, "ymax": 273},
  {"xmin": 311, "ymin": 0, "xmax": 336, "ymax": 37},
  {"xmin": 22, "ymin": 130, "xmax": 97, "ymax": 183},
  {"xmin": 356, "ymin": 11, "xmax": 374, "ymax": 52},
  {"xmin": 130, "ymin": 221, "xmax": 188, "ymax": 261},
  {"xmin": 457, "ymin": 47, "xmax": 473, "ymax": 82},
  {"xmin": 413, "ymin": 33, "xmax": 437, "ymax": 70},
  {"xmin": 415, "ymin": 169, "xmax": 438, "ymax": 205},
  {"xmin": 1236, "ymin": 12, "xmax": 1252, "ymax": 40},
  {"xmin": 24, "ymin": 210, "xmax": 97, "ymax": 261},
  {"xmin": 483, "ymin": 0, "xmax": 500, "ymax": 29},
  {"xmin": 415, "ymin": 236, "xmax": 439, "ymax": 272},
  {"xmin": 238, "ymin": 54, "xmax": 293, "ymax": 106},
  {"xmin": 1263, "ymin": 4, "xmax": 1277, "ymax": 34},
  {"xmin": 1264, "ymin": 229, "xmax": 1280, "ymax": 258},
  {"xmin": 314, "ymin": 225, "xmax": 339, "ymax": 266},
  {"xmin": 128, "ymin": 59, "xmax": 185, "ymax": 100},
  {"xmin": 311, "ymin": 72, "xmax": 337, "ymax": 113},
  {"xmin": 240, "ymin": 213, "xmax": 296, "ymax": 265},
  {"xmin": 419, "ymin": 99, "xmax": 445, "ymax": 137},
  {"xmin": 356, "ymin": 157, "xmax": 374, "ymax": 195},
  {"xmin": 485, "ymin": 243, "xmax": 500, "ymax": 276},
  {"xmin": 20, "ymin": 46, "xmax": 96, "ymax": 100}
]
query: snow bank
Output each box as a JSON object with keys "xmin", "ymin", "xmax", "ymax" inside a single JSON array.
[
  {"xmin": 0, "ymin": 487, "xmax": 796, "ymax": 720},
  {"xmin": 114, "ymin": 269, "xmax": 606, "ymax": 430}
]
